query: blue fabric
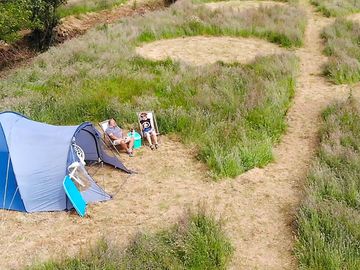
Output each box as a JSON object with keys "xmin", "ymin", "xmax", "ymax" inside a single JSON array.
[
  {"xmin": 0, "ymin": 112, "xmax": 77, "ymax": 212},
  {"xmin": 0, "ymin": 123, "xmax": 25, "ymax": 211},
  {"xmin": 0, "ymin": 112, "xmax": 120, "ymax": 213},
  {"xmin": 63, "ymin": 175, "xmax": 86, "ymax": 217},
  {"xmin": 74, "ymin": 123, "xmax": 131, "ymax": 174}
]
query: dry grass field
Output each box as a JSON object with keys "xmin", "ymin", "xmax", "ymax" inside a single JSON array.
[{"xmin": 0, "ymin": 0, "xmax": 360, "ymax": 269}]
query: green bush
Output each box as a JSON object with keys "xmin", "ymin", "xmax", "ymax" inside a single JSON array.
[
  {"xmin": 322, "ymin": 19, "xmax": 360, "ymax": 84},
  {"xmin": 0, "ymin": 0, "xmax": 67, "ymax": 48},
  {"xmin": 28, "ymin": 209, "xmax": 233, "ymax": 270},
  {"xmin": 29, "ymin": 0, "xmax": 67, "ymax": 49},
  {"xmin": 295, "ymin": 98, "xmax": 360, "ymax": 269},
  {"xmin": 0, "ymin": 0, "xmax": 32, "ymax": 43}
]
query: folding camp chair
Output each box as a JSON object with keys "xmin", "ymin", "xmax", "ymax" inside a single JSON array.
[
  {"xmin": 99, "ymin": 120, "xmax": 122, "ymax": 156},
  {"xmin": 137, "ymin": 111, "xmax": 160, "ymax": 138}
]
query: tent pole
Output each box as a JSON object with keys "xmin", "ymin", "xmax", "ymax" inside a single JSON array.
[
  {"xmin": 7, "ymin": 186, "xmax": 19, "ymax": 210},
  {"xmin": 101, "ymin": 160, "xmax": 105, "ymax": 195},
  {"xmin": 2, "ymin": 155, "xmax": 11, "ymax": 210}
]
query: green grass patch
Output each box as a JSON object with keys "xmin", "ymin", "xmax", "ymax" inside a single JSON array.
[
  {"xmin": 17, "ymin": 54, "xmax": 298, "ymax": 178},
  {"xmin": 295, "ymin": 98, "xmax": 360, "ymax": 269},
  {"xmin": 57, "ymin": 0, "xmax": 126, "ymax": 18},
  {"xmin": 0, "ymin": 0, "xmax": 305, "ymax": 178},
  {"xmin": 311, "ymin": 0, "xmax": 360, "ymax": 17},
  {"xmin": 28, "ymin": 208, "xmax": 233, "ymax": 270},
  {"xmin": 322, "ymin": 19, "xmax": 360, "ymax": 84},
  {"xmin": 134, "ymin": 1, "xmax": 306, "ymax": 48}
]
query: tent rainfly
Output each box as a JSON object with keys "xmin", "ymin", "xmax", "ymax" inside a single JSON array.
[{"xmin": 0, "ymin": 111, "xmax": 130, "ymax": 213}]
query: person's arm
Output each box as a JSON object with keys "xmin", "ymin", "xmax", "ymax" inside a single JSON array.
[
  {"xmin": 107, "ymin": 132, "xmax": 119, "ymax": 141},
  {"xmin": 106, "ymin": 128, "xmax": 119, "ymax": 141}
]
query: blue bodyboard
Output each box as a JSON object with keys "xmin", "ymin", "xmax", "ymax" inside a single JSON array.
[{"xmin": 63, "ymin": 175, "xmax": 87, "ymax": 217}]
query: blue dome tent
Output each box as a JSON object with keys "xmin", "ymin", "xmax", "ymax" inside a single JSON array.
[{"xmin": 0, "ymin": 111, "xmax": 130, "ymax": 213}]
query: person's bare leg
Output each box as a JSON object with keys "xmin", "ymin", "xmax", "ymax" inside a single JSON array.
[
  {"xmin": 145, "ymin": 133, "xmax": 152, "ymax": 146},
  {"xmin": 151, "ymin": 131, "xmax": 158, "ymax": 145},
  {"xmin": 128, "ymin": 137, "xmax": 134, "ymax": 151},
  {"xmin": 118, "ymin": 141, "xmax": 128, "ymax": 152}
]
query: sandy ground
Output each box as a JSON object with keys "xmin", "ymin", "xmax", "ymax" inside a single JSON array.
[
  {"xmin": 347, "ymin": 13, "xmax": 360, "ymax": 23},
  {"xmin": 204, "ymin": 0, "xmax": 286, "ymax": 11},
  {"xmin": 1, "ymin": 1, "xmax": 360, "ymax": 270},
  {"xmin": 136, "ymin": 36, "xmax": 288, "ymax": 65}
]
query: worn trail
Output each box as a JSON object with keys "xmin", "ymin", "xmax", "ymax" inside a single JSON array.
[{"xmin": 0, "ymin": 1, "xmax": 355, "ymax": 269}]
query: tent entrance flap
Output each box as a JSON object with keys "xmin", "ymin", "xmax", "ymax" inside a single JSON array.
[
  {"xmin": 74, "ymin": 123, "xmax": 131, "ymax": 174},
  {"xmin": 0, "ymin": 123, "xmax": 25, "ymax": 211}
]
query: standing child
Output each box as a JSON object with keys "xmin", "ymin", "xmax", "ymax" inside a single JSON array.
[{"xmin": 140, "ymin": 112, "xmax": 158, "ymax": 150}]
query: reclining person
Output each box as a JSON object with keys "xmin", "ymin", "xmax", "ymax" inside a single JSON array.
[
  {"xmin": 106, "ymin": 118, "xmax": 134, "ymax": 157},
  {"xmin": 140, "ymin": 112, "xmax": 158, "ymax": 150}
]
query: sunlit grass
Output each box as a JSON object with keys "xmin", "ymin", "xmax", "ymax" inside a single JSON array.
[
  {"xmin": 0, "ymin": 0, "xmax": 306, "ymax": 178},
  {"xmin": 28, "ymin": 208, "xmax": 234, "ymax": 270},
  {"xmin": 57, "ymin": 0, "xmax": 127, "ymax": 18},
  {"xmin": 311, "ymin": 0, "xmax": 360, "ymax": 17},
  {"xmin": 295, "ymin": 98, "xmax": 360, "ymax": 269},
  {"xmin": 322, "ymin": 19, "xmax": 360, "ymax": 84}
]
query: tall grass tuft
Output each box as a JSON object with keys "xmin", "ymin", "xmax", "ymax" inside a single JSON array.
[
  {"xmin": 322, "ymin": 19, "xmax": 360, "ymax": 84},
  {"xmin": 0, "ymin": 0, "xmax": 304, "ymax": 178},
  {"xmin": 135, "ymin": 1, "xmax": 306, "ymax": 48},
  {"xmin": 311, "ymin": 0, "xmax": 360, "ymax": 17},
  {"xmin": 295, "ymin": 98, "xmax": 360, "ymax": 269},
  {"xmin": 28, "ymin": 208, "xmax": 233, "ymax": 270}
]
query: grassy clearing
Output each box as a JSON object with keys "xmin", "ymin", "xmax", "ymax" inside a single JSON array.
[
  {"xmin": 135, "ymin": 1, "xmax": 306, "ymax": 48},
  {"xmin": 0, "ymin": 1, "xmax": 306, "ymax": 178},
  {"xmin": 57, "ymin": 0, "xmax": 127, "ymax": 18},
  {"xmin": 28, "ymin": 208, "xmax": 233, "ymax": 270},
  {"xmin": 311, "ymin": 0, "xmax": 360, "ymax": 17},
  {"xmin": 295, "ymin": 98, "xmax": 360, "ymax": 270},
  {"xmin": 322, "ymin": 19, "xmax": 360, "ymax": 84}
]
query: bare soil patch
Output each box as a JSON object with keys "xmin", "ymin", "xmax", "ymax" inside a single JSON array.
[
  {"xmin": 136, "ymin": 36, "xmax": 287, "ymax": 65},
  {"xmin": 347, "ymin": 13, "xmax": 360, "ymax": 23},
  {"xmin": 204, "ymin": 0, "xmax": 286, "ymax": 11}
]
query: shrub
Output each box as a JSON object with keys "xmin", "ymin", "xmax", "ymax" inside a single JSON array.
[
  {"xmin": 0, "ymin": 0, "xmax": 67, "ymax": 48},
  {"xmin": 0, "ymin": 0, "xmax": 32, "ymax": 43},
  {"xmin": 295, "ymin": 98, "xmax": 360, "ymax": 269},
  {"xmin": 29, "ymin": 0, "xmax": 67, "ymax": 49}
]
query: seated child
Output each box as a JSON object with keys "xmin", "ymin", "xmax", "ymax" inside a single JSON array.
[{"xmin": 140, "ymin": 112, "xmax": 158, "ymax": 150}]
